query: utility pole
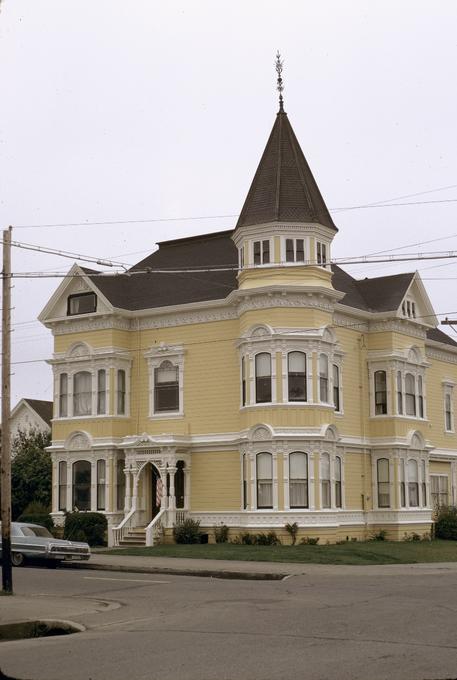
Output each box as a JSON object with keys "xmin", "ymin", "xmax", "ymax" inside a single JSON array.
[{"xmin": 1, "ymin": 225, "xmax": 13, "ymax": 594}]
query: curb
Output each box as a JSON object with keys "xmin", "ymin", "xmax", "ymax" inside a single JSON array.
[{"xmin": 60, "ymin": 561, "xmax": 287, "ymax": 581}]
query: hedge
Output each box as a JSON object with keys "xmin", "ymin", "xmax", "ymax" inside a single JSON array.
[{"xmin": 64, "ymin": 512, "xmax": 107, "ymax": 546}]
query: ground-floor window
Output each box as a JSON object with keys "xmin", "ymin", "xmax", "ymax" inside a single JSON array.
[
  {"xmin": 175, "ymin": 461, "xmax": 185, "ymax": 509},
  {"xmin": 289, "ymin": 452, "xmax": 308, "ymax": 508},
  {"xmin": 58, "ymin": 461, "xmax": 67, "ymax": 511},
  {"xmin": 73, "ymin": 460, "xmax": 91, "ymax": 511},
  {"xmin": 431, "ymin": 475, "xmax": 449, "ymax": 508},
  {"xmin": 116, "ymin": 458, "xmax": 125, "ymax": 511},
  {"xmin": 256, "ymin": 452, "xmax": 273, "ymax": 509},
  {"xmin": 377, "ymin": 458, "xmax": 390, "ymax": 508},
  {"xmin": 97, "ymin": 459, "xmax": 106, "ymax": 511}
]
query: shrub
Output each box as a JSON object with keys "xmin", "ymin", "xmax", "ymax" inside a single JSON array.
[
  {"xmin": 285, "ymin": 522, "xmax": 299, "ymax": 545},
  {"xmin": 403, "ymin": 531, "xmax": 421, "ymax": 542},
  {"xmin": 239, "ymin": 532, "xmax": 257, "ymax": 545},
  {"xmin": 300, "ymin": 536, "xmax": 319, "ymax": 545},
  {"xmin": 214, "ymin": 524, "xmax": 229, "ymax": 544},
  {"xmin": 255, "ymin": 531, "xmax": 281, "ymax": 546},
  {"xmin": 435, "ymin": 505, "xmax": 457, "ymax": 540},
  {"xmin": 173, "ymin": 518, "xmax": 202, "ymax": 544},
  {"xmin": 18, "ymin": 501, "xmax": 54, "ymax": 532},
  {"xmin": 370, "ymin": 529, "xmax": 387, "ymax": 542},
  {"xmin": 64, "ymin": 512, "xmax": 107, "ymax": 546},
  {"xmin": 10, "ymin": 430, "xmax": 52, "ymax": 520}
]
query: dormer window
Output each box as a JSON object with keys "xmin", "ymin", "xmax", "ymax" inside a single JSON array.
[
  {"xmin": 253, "ymin": 240, "xmax": 270, "ymax": 265},
  {"xmin": 67, "ymin": 292, "xmax": 97, "ymax": 316},
  {"xmin": 401, "ymin": 299, "xmax": 416, "ymax": 319}
]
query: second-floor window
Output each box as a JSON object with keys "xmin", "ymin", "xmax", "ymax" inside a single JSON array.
[
  {"xmin": 73, "ymin": 371, "xmax": 92, "ymax": 416},
  {"xmin": 117, "ymin": 369, "xmax": 126, "ymax": 415},
  {"xmin": 445, "ymin": 392, "xmax": 453, "ymax": 431},
  {"xmin": 97, "ymin": 369, "xmax": 106, "ymax": 415},
  {"xmin": 333, "ymin": 364, "xmax": 341, "ymax": 411},
  {"xmin": 59, "ymin": 373, "xmax": 68, "ymax": 417},
  {"xmin": 154, "ymin": 361, "xmax": 179, "ymax": 412},
  {"xmin": 374, "ymin": 370, "xmax": 387, "ymax": 415},
  {"xmin": 255, "ymin": 353, "xmax": 272, "ymax": 403},
  {"xmin": 288, "ymin": 351, "xmax": 307, "ymax": 402},
  {"xmin": 319, "ymin": 354, "xmax": 329, "ymax": 403},
  {"xmin": 405, "ymin": 373, "xmax": 416, "ymax": 416}
]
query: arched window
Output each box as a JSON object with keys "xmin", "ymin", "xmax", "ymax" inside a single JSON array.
[
  {"xmin": 256, "ymin": 452, "xmax": 273, "ymax": 509},
  {"xmin": 374, "ymin": 371, "xmax": 387, "ymax": 415},
  {"xmin": 335, "ymin": 456, "xmax": 342, "ymax": 508},
  {"xmin": 73, "ymin": 371, "xmax": 92, "ymax": 416},
  {"xmin": 59, "ymin": 373, "xmax": 68, "ymax": 417},
  {"xmin": 405, "ymin": 373, "xmax": 416, "ymax": 416},
  {"xmin": 58, "ymin": 461, "xmax": 67, "ymax": 511},
  {"xmin": 97, "ymin": 460, "xmax": 106, "ymax": 510},
  {"xmin": 255, "ymin": 353, "xmax": 272, "ymax": 403},
  {"xmin": 116, "ymin": 458, "xmax": 125, "ymax": 511},
  {"xmin": 397, "ymin": 371, "xmax": 403, "ymax": 415},
  {"xmin": 289, "ymin": 452, "xmax": 308, "ymax": 508},
  {"xmin": 418, "ymin": 376, "xmax": 424, "ymax": 418},
  {"xmin": 377, "ymin": 458, "xmax": 390, "ymax": 508},
  {"xmin": 320, "ymin": 452, "xmax": 331, "ymax": 508},
  {"xmin": 288, "ymin": 352, "xmax": 307, "ymax": 402},
  {"xmin": 154, "ymin": 361, "xmax": 179, "ymax": 412},
  {"xmin": 333, "ymin": 365, "xmax": 340, "ymax": 411},
  {"xmin": 408, "ymin": 459, "xmax": 419, "ymax": 507},
  {"xmin": 72, "ymin": 460, "xmax": 91, "ymax": 511},
  {"xmin": 97, "ymin": 369, "xmax": 106, "ymax": 415},
  {"xmin": 319, "ymin": 354, "xmax": 329, "ymax": 403},
  {"xmin": 175, "ymin": 461, "xmax": 185, "ymax": 509}
]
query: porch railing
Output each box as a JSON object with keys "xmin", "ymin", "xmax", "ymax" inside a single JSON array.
[
  {"xmin": 111, "ymin": 508, "xmax": 137, "ymax": 547},
  {"xmin": 145, "ymin": 508, "xmax": 166, "ymax": 547}
]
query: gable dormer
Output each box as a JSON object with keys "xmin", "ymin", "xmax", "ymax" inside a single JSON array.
[{"xmin": 398, "ymin": 272, "xmax": 438, "ymax": 328}]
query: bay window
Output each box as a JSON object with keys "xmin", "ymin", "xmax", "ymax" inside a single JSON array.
[
  {"xmin": 319, "ymin": 354, "xmax": 329, "ymax": 403},
  {"xmin": 73, "ymin": 371, "xmax": 92, "ymax": 417},
  {"xmin": 255, "ymin": 353, "xmax": 272, "ymax": 403},
  {"xmin": 288, "ymin": 352, "xmax": 307, "ymax": 402},
  {"xmin": 289, "ymin": 452, "xmax": 308, "ymax": 508},
  {"xmin": 408, "ymin": 459, "xmax": 419, "ymax": 507},
  {"xmin": 374, "ymin": 370, "xmax": 387, "ymax": 415},
  {"xmin": 256, "ymin": 452, "xmax": 273, "ymax": 509},
  {"xmin": 320, "ymin": 452, "xmax": 331, "ymax": 509},
  {"xmin": 377, "ymin": 458, "xmax": 390, "ymax": 508}
]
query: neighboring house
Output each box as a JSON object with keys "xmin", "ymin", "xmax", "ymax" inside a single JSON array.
[
  {"xmin": 10, "ymin": 399, "xmax": 52, "ymax": 445},
  {"xmin": 39, "ymin": 90, "xmax": 457, "ymax": 546}
]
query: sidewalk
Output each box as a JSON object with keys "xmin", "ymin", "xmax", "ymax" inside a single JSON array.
[{"xmin": 62, "ymin": 552, "xmax": 457, "ymax": 580}]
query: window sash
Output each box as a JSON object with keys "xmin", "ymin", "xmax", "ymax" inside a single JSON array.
[
  {"xmin": 117, "ymin": 370, "xmax": 126, "ymax": 414},
  {"xmin": 73, "ymin": 371, "xmax": 92, "ymax": 416},
  {"xmin": 73, "ymin": 461, "xmax": 91, "ymax": 511},
  {"xmin": 321, "ymin": 480, "xmax": 331, "ymax": 508},
  {"xmin": 97, "ymin": 370, "xmax": 106, "ymax": 415},
  {"xmin": 68, "ymin": 292, "xmax": 97, "ymax": 316},
  {"xmin": 58, "ymin": 462, "xmax": 67, "ymax": 511},
  {"xmin": 59, "ymin": 373, "xmax": 68, "ymax": 417},
  {"xmin": 255, "ymin": 354, "xmax": 271, "ymax": 403},
  {"xmin": 97, "ymin": 460, "xmax": 106, "ymax": 511},
  {"xmin": 290, "ymin": 480, "xmax": 308, "ymax": 508},
  {"xmin": 288, "ymin": 352, "xmax": 307, "ymax": 402},
  {"xmin": 374, "ymin": 371, "xmax": 387, "ymax": 415},
  {"xmin": 408, "ymin": 482, "xmax": 419, "ymax": 507}
]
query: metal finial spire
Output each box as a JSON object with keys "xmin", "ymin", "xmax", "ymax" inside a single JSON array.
[{"xmin": 275, "ymin": 51, "xmax": 284, "ymax": 112}]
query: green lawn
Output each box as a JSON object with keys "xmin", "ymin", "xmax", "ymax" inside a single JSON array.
[{"xmin": 100, "ymin": 540, "xmax": 457, "ymax": 565}]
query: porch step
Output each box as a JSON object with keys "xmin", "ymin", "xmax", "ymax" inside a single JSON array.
[{"xmin": 118, "ymin": 526, "xmax": 147, "ymax": 548}]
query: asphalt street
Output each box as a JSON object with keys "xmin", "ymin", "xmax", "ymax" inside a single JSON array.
[{"xmin": 2, "ymin": 565, "xmax": 457, "ymax": 680}]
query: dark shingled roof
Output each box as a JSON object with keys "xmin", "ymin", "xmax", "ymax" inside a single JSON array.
[
  {"xmin": 331, "ymin": 266, "xmax": 415, "ymax": 313},
  {"xmin": 24, "ymin": 399, "xmax": 53, "ymax": 427},
  {"xmin": 236, "ymin": 111, "xmax": 337, "ymax": 231},
  {"xmin": 426, "ymin": 327, "xmax": 457, "ymax": 347},
  {"xmin": 86, "ymin": 230, "xmax": 239, "ymax": 311}
]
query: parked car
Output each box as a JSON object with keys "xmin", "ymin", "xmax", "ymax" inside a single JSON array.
[{"xmin": 0, "ymin": 522, "xmax": 91, "ymax": 567}]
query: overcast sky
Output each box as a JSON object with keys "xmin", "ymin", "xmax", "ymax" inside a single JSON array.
[{"xmin": 1, "ymin": 1, "xmax": 457, "ymax": 405}]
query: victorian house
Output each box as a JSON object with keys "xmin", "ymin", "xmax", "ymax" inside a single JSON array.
[{"xmin": 39, "ymin": 89, "xmax": 457, "ymax": 545}]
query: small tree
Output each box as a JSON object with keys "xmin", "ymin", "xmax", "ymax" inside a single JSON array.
[{"xmin": 10, "ymin": 429, "xmax": 52, "ymax": 520}]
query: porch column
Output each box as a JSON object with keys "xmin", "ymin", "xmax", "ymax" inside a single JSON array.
[
  {"xmin": 184, "ymin": 465, "xmax": 191, "ymax": 510},
  {"xmin": 124, "ymin": 469, "xmax": 131, "ymax": 511},
  {"xmin": 168, "ymin": 466, "xmax": 177, "ymax": 510},
  {"xmin": 159, "ymin": 467, "xmax": 168, "ymax": 510}
]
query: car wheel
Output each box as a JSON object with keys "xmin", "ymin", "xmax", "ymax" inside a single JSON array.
[{"xmin": 11, "ymin": 552, "xmax": 25, "ymax": 567}]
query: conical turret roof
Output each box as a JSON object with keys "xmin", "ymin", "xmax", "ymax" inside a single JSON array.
[{"xmin": 236, "ymin": 110, "xmax": 337, "ymax": 231}]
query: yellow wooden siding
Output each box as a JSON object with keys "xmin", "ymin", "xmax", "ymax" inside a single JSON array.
[
  {"xmin": 190, "ymin": 452, "xmax": 241, "ymax": 510},
  {"xmin": 343, "ymin": 453, "xmax": 365, "ymax": 509}
]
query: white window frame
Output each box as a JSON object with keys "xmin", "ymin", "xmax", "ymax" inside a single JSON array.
[
  {"xmin": 316, "ymin": 240, "xmax": 330, "ymax": 268},
  {"xmin": 281, "ymin": 236, "xmax": 307, "ymax": 264},
  {"xmin": 145, "ymin": 345, "xmax": 185, "ymax": 419},
  {"xmin": 251, "ymin": 238, "xmax": 273, "ymax": 267},
  {"xmin": 443, "ymin": 381, "xmax": 455, "ymax": 433},
  {"xmin": 430, "ymin": 474, "xmax": 449, "ymax": 508}
]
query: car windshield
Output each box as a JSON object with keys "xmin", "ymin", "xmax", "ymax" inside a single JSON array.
[{"xmin": 20, "ymin": 526, "xmax": 53, "ymax": 538}]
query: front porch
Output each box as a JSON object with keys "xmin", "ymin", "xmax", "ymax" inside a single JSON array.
[{"xmin": 111, "ymin": 446, "xmax": 191, "ymax": 547}]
